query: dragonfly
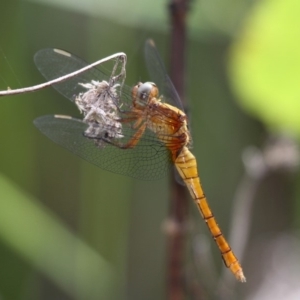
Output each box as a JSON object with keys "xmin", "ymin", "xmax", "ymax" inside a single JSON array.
[{"xmin": 33, "ymin": 40, "xmax": 245, "ymax": 282}]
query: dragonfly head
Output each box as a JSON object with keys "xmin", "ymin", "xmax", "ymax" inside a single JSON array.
[{"xmin": 132, "ymin": 82, "xmax": 159, "ymax": 107}]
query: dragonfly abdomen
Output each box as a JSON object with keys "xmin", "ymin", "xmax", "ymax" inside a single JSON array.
[{"xmin": 174, "ymin": 146, "xmax": 246, "ymax": 282}]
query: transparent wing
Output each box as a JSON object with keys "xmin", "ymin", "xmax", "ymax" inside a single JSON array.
[
  {"xmin": 144, "ymin": 39, "xmax": 184, "ymax": 111},
  {"xmin": 34, "ymin": 115, "xmax": 172, "ymax": 180},
  {"xmin": 34, "ymin": 48, "xmax": 133, "ymax": 105}
]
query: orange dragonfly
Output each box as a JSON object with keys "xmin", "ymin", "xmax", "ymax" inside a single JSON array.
[{"xmin": 34, "ymin": 40, "xmax": 245, "ymax": 282}]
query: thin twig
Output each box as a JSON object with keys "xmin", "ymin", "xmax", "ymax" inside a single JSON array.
[
  {"xmin": 0, "ymin": 51, "xmax": 126, "ymax": 97},
  {"xmin": 167, "ymin": 1, "xmax": 191, "ymax": 300}
]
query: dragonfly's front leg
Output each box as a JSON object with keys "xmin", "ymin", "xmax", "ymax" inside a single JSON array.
[
  {"xmin": 110, "ymin": 112, "xmax": 146, "ymax": 148},
  {"xmin": 85, "ymin": 116, "xmax": 147, "ymax": 149},
  {"xmin": 118, "ymin": 120, "xmax": 147, "ymax": 149},
  {"xmin": 117, "ymin": 108, "xmax": 142, "ymax": 125}
]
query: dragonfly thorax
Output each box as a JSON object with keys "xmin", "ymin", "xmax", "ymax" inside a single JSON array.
[{"xmin": 132, "ymin": 82, "xmax": 159, "ymax": 108}]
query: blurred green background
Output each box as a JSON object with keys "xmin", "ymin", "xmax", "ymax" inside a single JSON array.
[{"xmin": 1, "ymin": 0, "xmax": 300, "ymax": 299}]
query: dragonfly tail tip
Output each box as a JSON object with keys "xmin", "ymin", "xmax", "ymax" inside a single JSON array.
[{"xmin": 236, "ymin": 270, "xmax": 246, "ymax": 283}]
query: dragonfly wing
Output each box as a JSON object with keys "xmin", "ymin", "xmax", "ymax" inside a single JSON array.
[
  {"xmin": 34, "ymin": 48, "xmax": 132, "ymax": 104},
  {"xmin": 34, "ymin": 49, "xmax": 101, "ymax": 101},
  {"xmin": 34, "ymin": 115, "xmax": 172, "ymax": 180},
  {"xmin": 144, "ymin": 40, "xmax": 184, "ymax": 111}
]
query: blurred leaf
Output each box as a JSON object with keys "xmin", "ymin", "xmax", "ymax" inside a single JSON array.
[
  {"xmin": 0, "ymin": 173, "xmax": 114, "ymax": 299},
  {"xmin": 228, "ymin": 0, "xmax": 300, "ymax": 136}
]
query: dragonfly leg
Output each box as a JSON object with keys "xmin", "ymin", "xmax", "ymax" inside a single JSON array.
[
  {"xmin": 131, "ymin": 117, "xmax": 144, "ymax": 130},
  {"xmin": 118, "ymin": 109, "xmax": 143, "ymax": 124},
  {"xmin": 85, "ymin": 118, "xmax": 147, "ymax": 150},
  {"xmin": 117, "ymin": 121, "xmax": 147, "ymax": 149}
]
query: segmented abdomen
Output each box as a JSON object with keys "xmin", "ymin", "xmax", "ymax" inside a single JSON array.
[{"xmin": 174, "ymin": 146, "xmax": 245, "ymax": 282}]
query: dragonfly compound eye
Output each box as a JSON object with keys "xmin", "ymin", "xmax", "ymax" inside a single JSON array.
[{"xmin": 137, "ymin": 82, "xmax": 158, "ymax": 101}]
